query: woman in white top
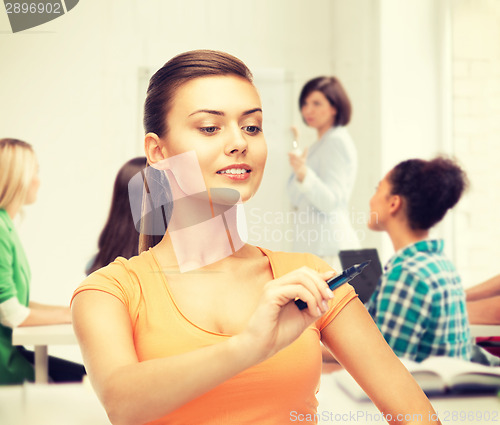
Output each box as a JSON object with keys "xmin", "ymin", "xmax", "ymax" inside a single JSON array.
[{"xmin": 288, "ymin": 77, "xmax": 360, "ymax": 263}]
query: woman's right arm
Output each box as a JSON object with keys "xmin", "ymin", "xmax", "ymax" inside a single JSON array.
[{"xmin": 72, "ymin": 267, "xmax": 335, "ymax": 425}]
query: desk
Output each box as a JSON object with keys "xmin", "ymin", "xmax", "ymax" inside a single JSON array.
[
  {"xmin": 12, "ymin": 324, "xmax": 77, "ymax": 384},
  {"xmin": 0, "ymin": 382, "xmax": 111, "ymax": 425},
  {"xmin": 317, "ymin": 371, "xmax": 500, "ymax": 425},
  {"xmin": 471, "ymin": 324, "xmax": 500, "ymax": 338}
]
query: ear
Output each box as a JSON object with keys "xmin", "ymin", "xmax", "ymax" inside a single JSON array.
[
  {"xmin": 388, "ymin": 194, "xmax": 403, "ymax": 215},
  {"xmin": 145, "ymin": 133, "xmax": 168, "ymax": 164}
]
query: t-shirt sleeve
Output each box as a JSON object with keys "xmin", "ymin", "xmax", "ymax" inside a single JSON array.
[
  {"xmin": 306, "ymin": 254, "xmax": 358, "ymax": 331},
  {"xmin": 70, "ymin": 258, "xmax": 136, "ymax": 311},
  {"xmin": 0, "ymin": 225, "xmax": 16, "ymax": 303}
]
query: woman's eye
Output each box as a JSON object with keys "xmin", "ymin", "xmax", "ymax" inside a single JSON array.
[
  {"xmin": 200, "ymin": 126, "xmax": 219, "ymax": 134},
  {"xmin": 243, "ymin": 126, "xmax": 262, "ymax": 134}
]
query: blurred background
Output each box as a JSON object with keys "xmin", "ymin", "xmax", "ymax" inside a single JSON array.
[{"xmin": 0, "ymin": 0, "xmax": 499, "ymax": 331}]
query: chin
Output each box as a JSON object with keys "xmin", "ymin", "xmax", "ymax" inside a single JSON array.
[
  {"xmin": 367, "ymin": 221, "xmax": 380, "ymax": 232},
  {"xmin": 206, "ymin": 184, "xmax": 255, "ymax": 205}
]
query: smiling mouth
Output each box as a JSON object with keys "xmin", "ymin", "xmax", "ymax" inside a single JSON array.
[{"xmin": 216, "ymin": 168, "xmax": 251, "ymax": 175}]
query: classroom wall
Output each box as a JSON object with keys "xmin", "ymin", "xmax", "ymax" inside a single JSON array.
[
  {"xmin": 330, "ymin": 0, "xmax": 451, "ymax": 264},
  {"xmin": 452, "ymin": 0, "xmax": 500, "ymax": 285},
  {"xmin": 378, "ymin": 0, "xmax": 453, "ymax": 263}
]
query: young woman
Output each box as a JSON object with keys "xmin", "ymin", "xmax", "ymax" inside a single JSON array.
[
  {"xmin": 72, "ymin": 51, "xmax": 440, "ymax": 425},
  {"xmin": 287, "ymin": 76, "xmax": 360, "ymax": 263},
  {"xmin": 366, "ymin": 157, "xmax": 472, "ymax": 363},
  {"xmin": 0, "ymin": 138, "xmax": 85, "ymax": 384},
  {"xmin": 86, "ymin": 156, "xmax": 147, "ymax": 275}
]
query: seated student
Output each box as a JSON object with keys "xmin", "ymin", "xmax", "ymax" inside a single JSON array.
[
  {"xmin": 0, "ymin": 138, "xmax": 85, "ymax": 384},
  {"xmin": 86, "ymin": 156, "xmax": 147, "ymax": 275},
  {"xmin": 366, "ymin": 157, "xmax": 472, "ymax": 363}
]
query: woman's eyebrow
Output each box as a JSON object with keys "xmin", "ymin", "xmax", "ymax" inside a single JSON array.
[
  {"xmin": 188, "ymin": 108, "xmax": 262, "ymax": 117},
  {"xmin": 189, "ymin": 109, "xmax": 224, "ymax": 117},
  {"xmin": 242, "ymin": 108, "xmax": 263, "ymax": 116}
]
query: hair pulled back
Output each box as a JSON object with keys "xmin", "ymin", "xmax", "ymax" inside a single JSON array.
[{"xmin": 388, "ymin": 156, "xmax": 468, "ymax": 230}]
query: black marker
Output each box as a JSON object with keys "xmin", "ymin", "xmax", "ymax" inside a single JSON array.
[{"xmin": 295, "ymin": 261, "xmax": 371, "ymax": 311}]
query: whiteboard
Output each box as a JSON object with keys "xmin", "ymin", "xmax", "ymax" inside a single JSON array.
[{"xmin": 246, "ymin": 69, "xmax": 295, "ymax": 251}]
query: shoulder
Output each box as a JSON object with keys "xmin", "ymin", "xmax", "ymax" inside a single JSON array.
[
  {"xmin": 323, "ymin": 126, "xmax": 353, "ymax": 145},
  {"xmin": 0, "ymin": 216, "xmax": 13, "ymax": 253},
  {"xmin": 72, "ymin": 251, "xmax": 154, "ymax": 306},
  {"xmin": 318, "ymin": 127, "xmax": 356, "ymax": 158},
  {"xmin": 0, "ymin": 213, "xmax": 11, "ymax": 237},
  {"xmin": 384, "ymin": 251, "xmax": 451, "ymax": 296},
  {"xmin": 260, "ymin": 248, "xmax": 334, "ymax": 277},
  {"xmin": 93, "ymin": 251, "xmax": 155, "ymax": 282}
]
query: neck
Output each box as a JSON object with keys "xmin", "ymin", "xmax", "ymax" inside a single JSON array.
[
  {"xmin": 5, "ymin": 203, "xmax": 20, "ymax": 220},
  {"xmin": 317, "ymin": 124, "xmax": 333, "ymax": 140},
  {"xmin": 386, "ymin": 221, "xmax": 429, "ymax": 252},
  {"xmin": 155, "ymin": 197, "xmax": 246, "ymax": 273}
]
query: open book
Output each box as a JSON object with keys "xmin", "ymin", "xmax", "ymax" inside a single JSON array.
[{"xmin": 335, "ymin": 356, "xmax": 500, "ymax": 400}]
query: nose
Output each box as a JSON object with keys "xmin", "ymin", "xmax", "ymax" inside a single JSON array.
[{"xmin": 224, "ymin": 125, "xmax": 248, "ymax": 156}]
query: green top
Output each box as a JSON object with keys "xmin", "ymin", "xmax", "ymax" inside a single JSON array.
[{"xmin": 0, "ymin": 208, "xmax": 34, "ymax": 384}]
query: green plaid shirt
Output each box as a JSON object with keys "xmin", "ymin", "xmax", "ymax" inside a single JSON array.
[{"xmin": 366, "ymin": 239, "xmax": 472, "ymax": 362}]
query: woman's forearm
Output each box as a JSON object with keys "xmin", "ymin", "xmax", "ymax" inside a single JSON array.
[
  {"xmin": 99, "ymin": 334, "xmax": 259, "ymax": 425},
  {"xmin": 20, "ymin": 304, "xmax": 71, "ymax": 326}
]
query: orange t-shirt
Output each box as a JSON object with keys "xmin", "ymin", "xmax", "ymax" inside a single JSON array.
[{"xmin": 72, "ymin": 247, "xmax": 357, "ymax": 424}]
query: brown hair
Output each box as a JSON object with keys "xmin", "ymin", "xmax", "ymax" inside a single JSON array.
[
  {"xmin": 139, "ymin": 50, "xmax": 254, "ymax": 253},
  {"xmin": 299, "ymin": 76, "xmax": 352, "ymax": 126},
  {"xmin": 143, "ymin": 50, "xmax": 253, "ymax": 138},
  {"xmin": 87, "ymin": 157, "xmax": 147, "ymax": 274}
]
